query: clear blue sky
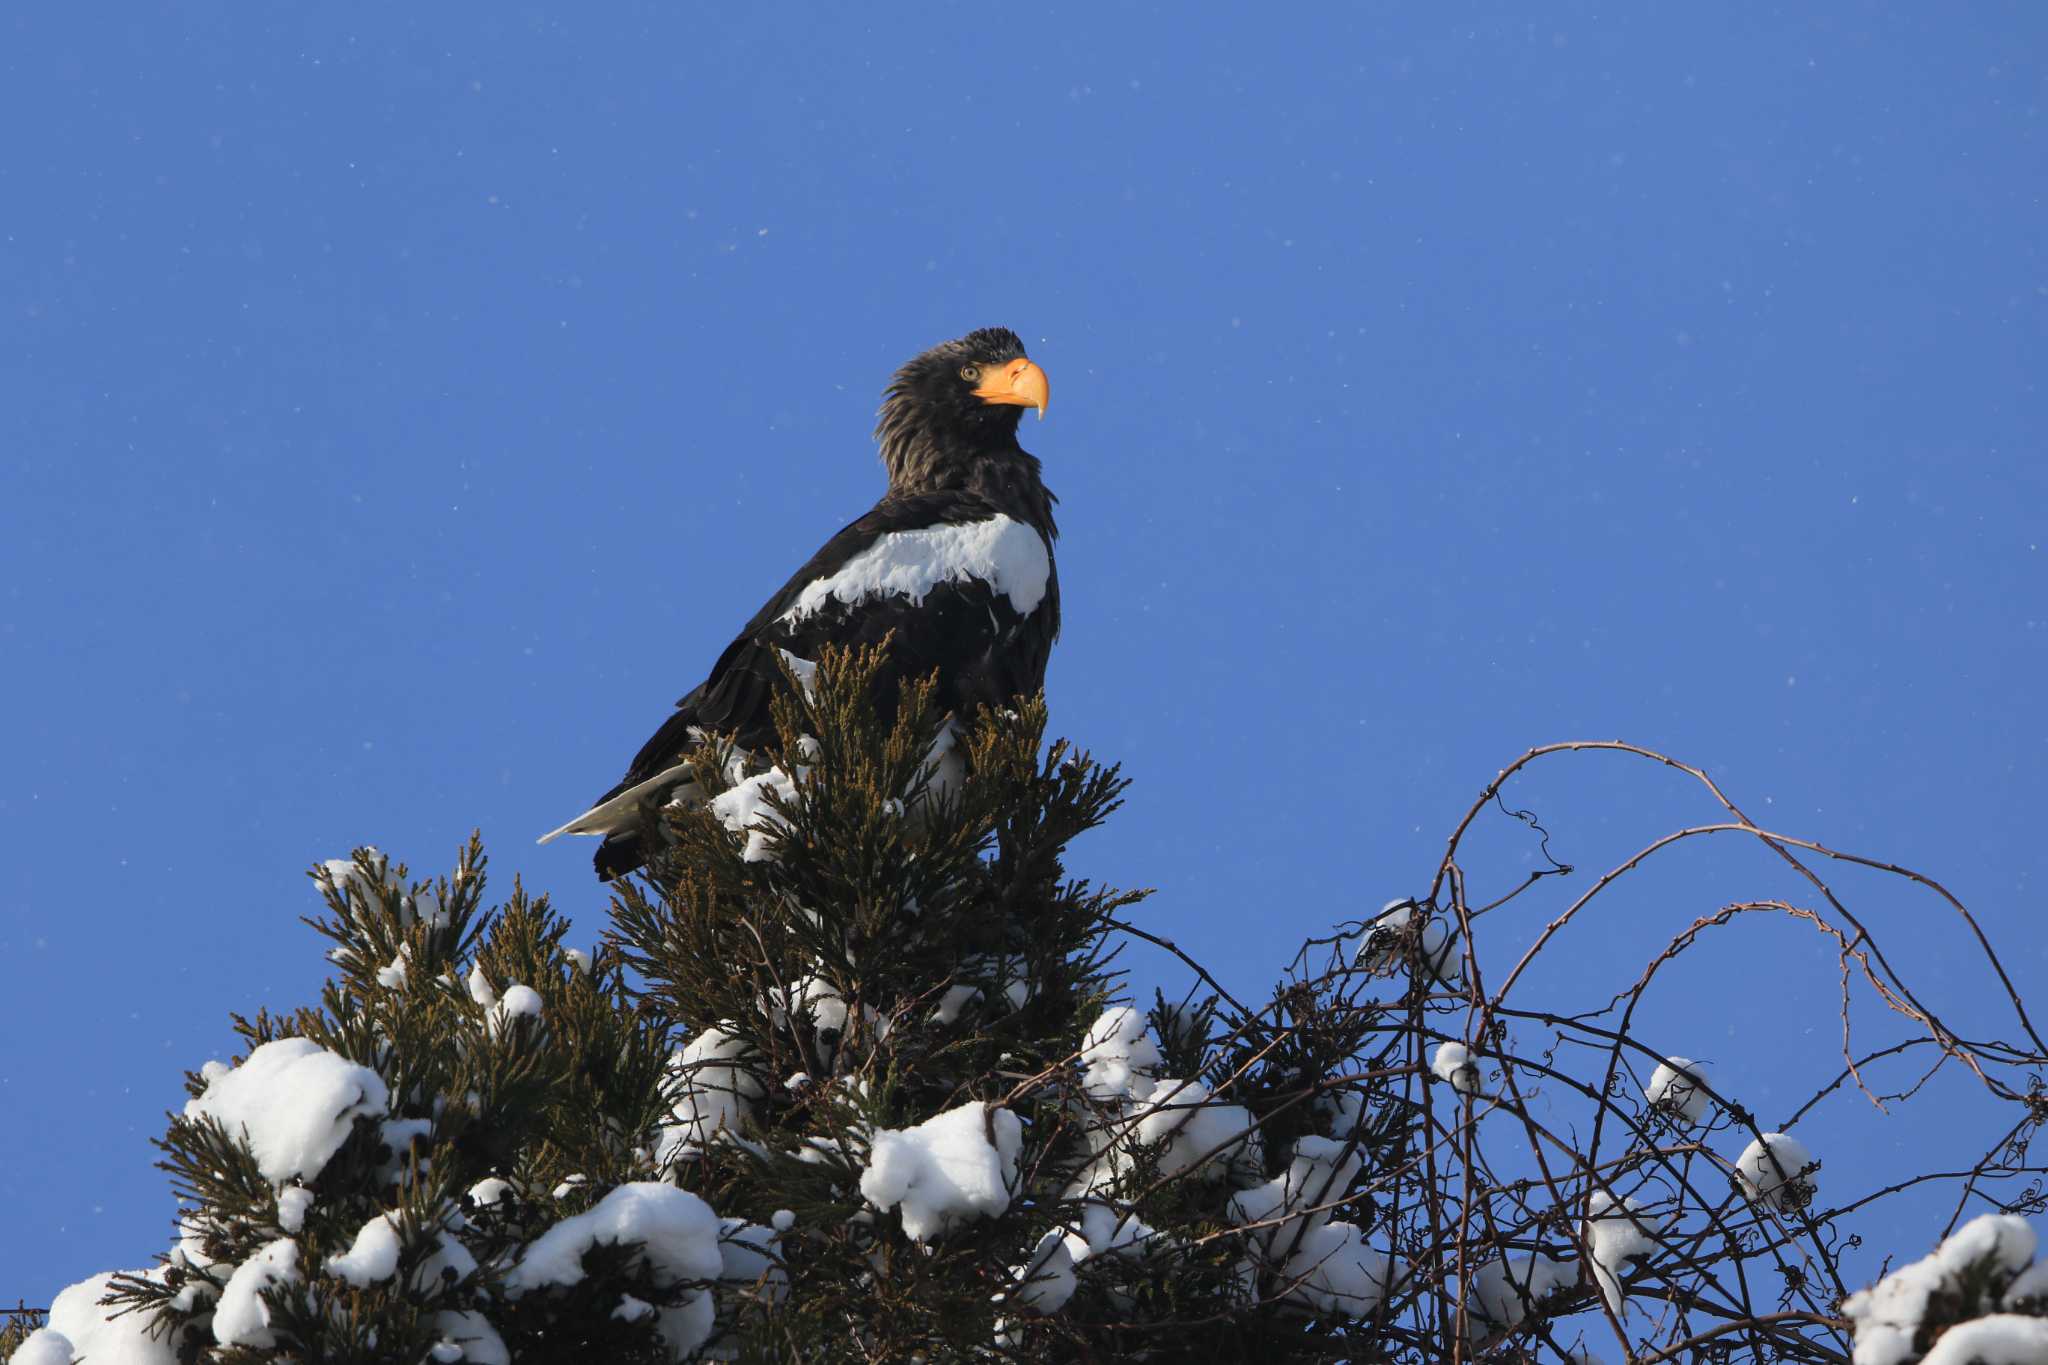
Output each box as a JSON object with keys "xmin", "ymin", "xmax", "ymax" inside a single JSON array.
[{"xmin": 4, "ymin": 4, "xmax": 2043, "ymax": 1307}]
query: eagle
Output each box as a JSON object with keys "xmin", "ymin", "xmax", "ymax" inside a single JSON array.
[{"xmin": 540, "ymin": 327, "xmax": 1058, "ymax": 880}]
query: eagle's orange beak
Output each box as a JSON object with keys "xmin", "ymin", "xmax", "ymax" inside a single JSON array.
[{"xmin": 973, "ymin": 357, "xmax": 1049, "ymax": 419}]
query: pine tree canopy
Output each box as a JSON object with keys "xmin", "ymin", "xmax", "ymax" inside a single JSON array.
[{"xmin": 9, "ymin": 647, "xmax": 2048, "ymax": 1364}]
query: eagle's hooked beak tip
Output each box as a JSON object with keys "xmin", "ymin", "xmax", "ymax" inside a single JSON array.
[{"xmin": 975, "ymin": 357, "xmax": 1049, "ymax": 419}]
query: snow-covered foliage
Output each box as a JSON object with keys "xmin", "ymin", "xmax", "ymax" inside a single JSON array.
[
  {"xmin": 708, "ymin": 764, "xmax": 803, "ymax": 864},
  {"xmin": 659, "ymin": 1025, "xmax": 768, "ymax": 1162},
  {"xmin": 1079, "ymin": 1005, "xmax": 1161, "ymax": 1098},
  {"xmin": 1842, "ymin": 1213, "xmax": 2048, "ymax": 1365},
  {"xmin": 1276, "ymin": 1221, "xmax": 1399, "ymax": 1318},
  {"xmin": 212, "ymin": 1238, "xmax": 301, "ymax": 1348},
  {"xmin": 858, "ymin": 1101, "xmax": 1022, "ymax": 1241},
  {"xmin": 22, "ymin": 658, "xmax": 2048, "ymax": 1364},
  {"xmin": 182, "ymin": 1037, "xmax": 388, "ymax": 1185},
  {"xmin": 14, "ymin": 1271, "xmax": 178, "ymax": 1365}
]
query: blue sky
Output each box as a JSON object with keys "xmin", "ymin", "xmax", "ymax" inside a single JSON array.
[{"xmin": 4, "ymin": 3, "xmax": 2043, "ymax": 1308}]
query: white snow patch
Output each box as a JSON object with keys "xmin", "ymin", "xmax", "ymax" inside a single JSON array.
[
  {"xmin": 486, "ymin": 984, "xmax": 543, "ymax": 1038},
  {"xmin": 1585, "ymin": 1191, "xmax": 1659, "ymax": 1319},
  {"xmin": 659, "ymin": 1026, "xmax": 767, "ymax": 1163},
  {"xmin": 40, "ymin": 1270, "xmax": 179, "ymax": 1365},
  {"xmin": 1465, "ymin": 1253, "xmax": 1574, "ymax": 1330},
  {"xmin": 718, "ymin": 1218, "xmax": 789, "ymax": 1302},
  {"xmin": 1011, "ymin": 1231, "xmax": 1077, "ymax": 1314},
  {"xmin": 430, "ymin": 1309, "xmax": 510, "ymax": 1365},
  {"xmin": 1733, "ymin": 1132, "xmax": 1818, "ymax": 1211},
  {"xmin": 934, "ymin": 983, "xmax": 982, "ymax": 1023},
  {"xmin": 468, "ymin": 1176, "xmax": 512, "ymax": 1208},
  {"xmin": 378, "ymin": 1116, "xmax": 434, "ymax": 1184},
  {"xmin": 1845, "ymin": 1212, "xmax": 2040, "ymax": 1365},
  {"xmin": 658, "ymin": 1294, "xmax": 718, "ymax": 1359},
  {"xmin": 9, "ymin": 1330, "xmax": 76, "ymax": 1365},
  {"xmin": 184, "ymin": 1037, "xmax": 389, "ymax": 1184},
  {"xmin": 1647, "ymin": 1057, "xmax": 1712, "ymax": 1122},
  {"xmin": 414, "ymin": 1230, "xmax": 480, "ymax": 1291},
  {"xmin": 321, "ymin": 849, "xmax": 398, "ymax": 909},
  {"xmin": 1432, "ymin": 1041, "xmax": 1484, "ymax": 1095},
  {"xmin": 1280, "ymin": 1221, "xmax": 1398, "ymax": 1318},
  {"xmin": 1230, "ymin": 1136, "xmax": 1364, "ymax": 1254},
  {"xmin": 466, "ymin": 965, "xmax": 497, "ymax": 1007},
  {"xmin": 777, "ymin": 515, "xmax": 1050, "ymax": 625},
  {"xmin": 503, "ymin": 1182, "xmax": 723, "ymax": 1296},
  {"xmin": 709, "ymin": 764, "xmax": 803, "ymax": 863},
  {"xmin": 777, "ymin": 974, "xmax": 849, "ymax": 1037},
  {"xmin": 376, "ymin": 944, "xmax": 411, "ymax": 989},
  {"xmin": 1061, "ymin": 1200, "xmax": 1157, "ymax": 1264},
  {"xmin": 2004, "ymin": 1253, "xmax": 2048, "ymax": 1308},
  {"xmin": 1358, "ymin": 900, "xmax": 1459, "ymax": 983},
  {"xmin": 859, "ymin": 1101, "xmax": 1023, "ymax": 1241},
  {"xmin": 326, "ymin": 1213, "xmax": 402, "ymax": 1285},
  {"xmin": 1081, "ymin": 1006, "xmax": 1160, "ymax": 1100},
  {"xmin": 214, "ymin": 1238, "xmax": 302, "ymax": 1348},
  {"xmin": 776, "ymin": 648, "xmax": 820, "ymax": 698},
  {"xmin": 276, "ymin": 1186, "xmax": 314, "ymax": 1233},
  {"xmin": 1920, "ymin": 1314, "xmax": 2048, "ymax": 1364},
  {"xmin": 1130, "ymin": 1077, "xmax": 1260, "ymax": 1181}
]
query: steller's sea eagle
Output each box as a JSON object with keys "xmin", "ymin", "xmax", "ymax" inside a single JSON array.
[{"xmin": 540, "ymin": 327, "xmax": 1058, "ymax": 880}]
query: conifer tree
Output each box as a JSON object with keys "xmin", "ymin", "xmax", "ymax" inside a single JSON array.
[{"xmin": 11, "ymin": 649, "xmax": 2048, "ymax": 1364}]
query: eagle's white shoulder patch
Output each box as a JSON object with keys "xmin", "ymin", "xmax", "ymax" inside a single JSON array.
[{"xmin": 777, "ymin": 515, "xmax": 1050, "ymax": 625}]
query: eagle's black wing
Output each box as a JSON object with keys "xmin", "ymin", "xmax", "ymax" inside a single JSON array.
[{"xmin": 542, "ymin": 490, "xmax": 1059, "ymax": 878}]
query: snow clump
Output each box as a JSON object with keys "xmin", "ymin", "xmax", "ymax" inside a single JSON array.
[
  {"xmin": 1732, "ymin": 1132, "xmax": 1818, "ymax": 1211},
  {"xmin": 8, "ymin": 1331, "xmax": 75, "ymax": 1365},
  {"xmin": 1465, "ymin": 1253, "xmax": 1575, "ymax": 1331},
  {"xmin": 1843, "ymin": 1212, "xmax": 2040, "ymax": 1365},
  {"xmin": 715, "ymin": 1217, "xmax": 790, "ymax": 1305},
  {"xmin": 1919, "ymin": 1315, "xmax": 2048, "ymax": 1363},
  {"xmin": 214, "ymin": 1238, "xmax": 302, "ymax": 1348},
  {"xmin": 184, "ymin": 1037, "xmax": 389, "ymax": 1185},
  {"xmin": 1011, "ymin": 1231, "xmax": 1079, "ymax": 1314},
  {"xmin": 1128, "ymin": 1076, "xmax": 1261, "ymax": 1181},
  {"xmin": 276, "ymin": 1186, "xmax": 314, "ymax": 1233},
  {"xmin": 1080, "ymin": 1006, "xmax": 1160, "ymax": 1099},
  {"xmin": 485, "ymin": 984, "xmax": 543, "ymax": 1039},
  {"xmin": 1060, "ymin": 1199, "xmax": 1158, "ymax": 1264},
  {"xmin": 502, "ymin": 1183, "xmax": 724, "ymax": 1356},
  {"xmin": 859, "ymin": 1101, "xmax": 1023, "ymax": 1241},
  {"xmin": 325, "ymin": 1213, "xmax": 403, "ymax": 1286},
  {"xmin": 709, "ymin": 764, "xmax": 803, "ymax": 863},
  {"xmin": 1230, "ymin": 1135, "xmax": 1363, "ymax": 1254},
  {"xmin": 658, "ymin": 1025, "xmax": 767, "ymax": 1162},
  {"xmin": 1432, "ymin": 1041, "xmax": 1484, "ymax": 1096},
  {"xmin": 21, "ymin": 1270, "xmax": 180, "ymax": 1365},
  {"xmin": 1278, "ymin": 1221, "xmax": 1400, "ymax": 1318},
  {"xmin": 1585, "ymin": 1190, "xmax": 1660, "ymax": 1318},
  {"xmin": 1646, "ymin": 1056, "xmax": 1712, "ymax": 1123}
]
